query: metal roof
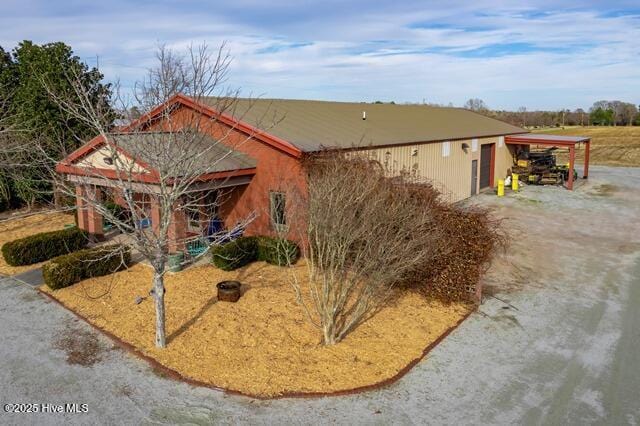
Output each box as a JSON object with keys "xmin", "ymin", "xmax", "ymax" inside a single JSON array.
[
  {"xmin": 110, "ymin": 131, "xmax": 257, "ymax": 175},
  {"xmin": 505, "ymin": 134, "xmax": 591, "ymax": 145},
  {"xmin": 203, "ymin": 98, "xmax": 526, "ymax": 152}
]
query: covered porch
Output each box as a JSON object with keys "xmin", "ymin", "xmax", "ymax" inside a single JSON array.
[
  {"xmin": 505, "ymin": 134, "xmax": 591, "ymax": 190},
  {"xmin": 69, "ymin": 173, "xmax": 253, "ymax": 253},
  {"xmin": 56, "ymin": 130, "xmax": 259, "ymax": 255}
]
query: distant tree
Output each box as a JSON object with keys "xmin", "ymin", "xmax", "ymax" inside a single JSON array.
[
  {"xmin": 517, "ymin": 107, "xmax": 527, "ymax": 127},
  {"xmin": 590, "ymin": 107, "xmax": 614, "ymax": 126},
  {"xmin": 575, "ymin": 108, "xmax": 586, "ymax": 126},
  {"xmin": 464, "ymin": 98, "xmax": 488, "ymax": 112},
  {"xmin": 620, "ymin": 103, "xmax": 638, "ymax": 126}
]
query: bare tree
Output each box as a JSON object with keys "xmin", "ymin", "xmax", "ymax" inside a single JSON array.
[
  {"xmin": 621, "ymin": 103, "xmax": 638, "ymax": 126},
  {"xmin": 37, "ymin": 43, "xmax": 263, "ymax": 348},
  {"xmin": 284, "ymin": 153, "xmax": 442, "ymax": 345},
  {"xmin": 518, "ymin": 106, "xmax": 527, "ymax": 127},
  {"xmin": 464, "ymin": 98, "xmax": 488, "ymax": 112}
]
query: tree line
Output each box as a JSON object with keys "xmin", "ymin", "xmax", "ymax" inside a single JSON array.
[{"xmin": 463, "ymin": 98, "xmax": 640, "ymax": 128}]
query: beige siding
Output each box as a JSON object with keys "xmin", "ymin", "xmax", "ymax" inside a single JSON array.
[
  {"xmin": 354, "ymin": 136, "xmax": 516, "ymax": 202},
  {"xmin": 76, "ymin": 146, "xmax": 148, "ymax": 173}
]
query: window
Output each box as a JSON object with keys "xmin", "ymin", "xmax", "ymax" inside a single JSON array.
[
  {"xmin": 442, "ymin": 141, "xmax": 451, "ymax": 157},
  {"xmin": 471, "ymin": 138, "xmax": 478, "ymax": 152},
  {"xmin": 187, "ymin": 207, "xmax": 201, "ymax": 231},
  {"xmin": 498, "ymin": 136, "xmax": 504, "ymax": 147},
  {"xmin": 270, "ymin": 191, "xmax": 287, "ymax": 231}
]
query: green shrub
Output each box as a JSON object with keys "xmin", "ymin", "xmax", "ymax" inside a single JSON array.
[
  {"xmin": 42, "ymin": 245, "xmax": 131, "ymax": 290},
  {"xmin": 1, "ymin": 227, "xmax": 88, "ymax": 266},
  {"xmin": 257, "ymin": 236, "xmax": 299, "ymax": 266},
  {"xmin": 211, "ymin": 237, "xmax": 258, "ymax": 271},
  {"xmin": 211, "ymin": 236, "xmax": 300, "ymax": 270}
]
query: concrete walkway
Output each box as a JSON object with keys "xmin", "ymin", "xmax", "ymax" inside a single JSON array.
[
  {"xmin": 12, "ymin": 267, "xmax": 44, "ymax": 287},
  {"xmin": 0, "ymin": 166, "xmax": 639, "ymax": 425}
]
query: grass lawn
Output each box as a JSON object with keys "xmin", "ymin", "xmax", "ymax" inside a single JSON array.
[
  {"xmin": 41, "ymin": 261, "xmax": 471, "ymax": 397},
  {"xmin": 0, "ymin": 211, "xmax": 75, "ymax": 275},
  {"xmin": 533, "ymin": 126, "xmax": 640, "ymax": 167}
]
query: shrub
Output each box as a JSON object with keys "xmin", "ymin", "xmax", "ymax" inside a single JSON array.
[
  {"xmin": 402, "ymin": 202, "xmax": 504, "ymax": 303},
  {"xmin": 42, "ymin": 245, "xmax": 131, "ymax": 290},
  {"xmin": 211, "ymin": 237, "xmax": 258, "ymax": 271},
  {"xmin": 257, "ymin": 236, "xmax": 299, "ymax": 266},
  {"xmin": 1, "ymin": 227, "xmax": 88, "ymax": 266},
  {"xmin": 211, "ymin": 236, "xmax": 300, "ymax": 270}
]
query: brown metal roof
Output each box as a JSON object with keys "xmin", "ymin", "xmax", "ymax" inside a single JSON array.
[
  {"xmin": 506, "ymin": 134, "xmax": 590, "ymax": 145},
  {"xmin": 110, "ymin": 131, "xmax": 257, "ymax": 175},
  {"xmin": 203, "ymin": 97, "xmax": 526, "ymax": 152}
]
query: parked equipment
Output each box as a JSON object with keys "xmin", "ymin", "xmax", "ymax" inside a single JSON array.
[{"xmin": 512, "ymin": 147, "xmax": 576, "ymax": 186}]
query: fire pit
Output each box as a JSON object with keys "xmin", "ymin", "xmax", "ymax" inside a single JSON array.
[{"xmin": 217, "ymin": 280, "xmax": 241, "ymax": 302}]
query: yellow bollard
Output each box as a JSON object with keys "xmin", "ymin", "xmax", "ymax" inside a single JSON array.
[
  {"xmin": 512, "ymin": 173, "xmax": 519, "ymax": 192},
  {"xmin": 497, "ymin": 179, "xmax": 505, "ymax": 197}
]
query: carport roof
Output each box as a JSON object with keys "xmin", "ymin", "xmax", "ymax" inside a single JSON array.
[{"xmin": 506, "ymin": 134, "xmax": 590, "ymax": 146}]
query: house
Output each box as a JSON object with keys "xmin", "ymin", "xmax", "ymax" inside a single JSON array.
[{"xmin": 56, "ymin": 94, "xmax": 590, "ymax": 249}]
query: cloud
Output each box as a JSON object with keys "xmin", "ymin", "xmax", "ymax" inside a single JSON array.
[{"xmin": 0, "ymin": 1, "xmax": 638, "ymax": 109}]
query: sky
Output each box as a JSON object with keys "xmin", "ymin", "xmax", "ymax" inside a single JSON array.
[{"xmin": 0, "ymin": 0, "xmax": 638, "ymax": 110}]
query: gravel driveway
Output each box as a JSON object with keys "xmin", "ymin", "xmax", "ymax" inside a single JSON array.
[{"xmin": 1, "ymin": 166, "xmax": 639, "ymax": 425}]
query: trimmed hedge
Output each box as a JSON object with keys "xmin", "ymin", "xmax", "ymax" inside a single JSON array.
[
  {"xmin": 256, "ymin": 236, "xmax": 300, "ymax": 266},
  {"xmin": 211, "ymin": 237, "xmax": 258, "ymax": 271},
  {"xmin": 42, "ymin": 245, "xmax": 131, "ymax": 290},
  {"xmin": 1, "ymin": 227, "xmax": 88, "ymax": 266},
  {"xmin": 211, "ymin": 236, "xmax": 299, "ymax": 271}
]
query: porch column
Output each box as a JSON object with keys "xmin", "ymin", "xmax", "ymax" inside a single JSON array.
[
  {"xmin": 150, "ymin": 196, "xmax": 161, "ymax": 239},
  {"xmin": 583, "ymin": 140, "xmax": 590, "ymax": 178},
  {"xmin": 75, "ymin": 185, "xmax": 88, "ymax": 231},
  {"xmin": 567, "ymin": 146, "xmax": 576, "ymax": 191},
  {"xmin": 85, "ymin": 186, "xmax": 104, "ymax": 240},
  {"xmin": 168, "ymin": 204, "xmax": 187, "ymax": 253}
]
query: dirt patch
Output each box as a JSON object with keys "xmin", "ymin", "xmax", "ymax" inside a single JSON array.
[
  {"xmin": 41, "ymin": 261, "xmax": 471, "ymax": 397},
  {"xmin": 589, "ymin": 183, "xmax": 618, "ymax": 197},
  {"xmin": 53, "ymin": 324, "xmax": 106, "ymax": 367},
  {"xmin": 0, "ymin": 211, "xmax": 75, "ymax": 275}
]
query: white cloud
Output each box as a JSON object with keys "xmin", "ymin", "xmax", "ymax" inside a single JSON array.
[{"xmin": 0, "ymin": 1, "xmax": 638, "ymax": 109}]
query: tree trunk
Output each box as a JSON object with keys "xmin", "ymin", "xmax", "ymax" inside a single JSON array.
[
  {"xmin": 152, "ymin": 269, "xmax": 166, "ymax": 348},
  {"xmin": 322, "ymin": 320, "xmax": 337, "ymax": 345}
]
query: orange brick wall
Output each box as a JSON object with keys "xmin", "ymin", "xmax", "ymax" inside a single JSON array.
[{"xmin": 145, "ymin": 106, "xmax": 307, "ymax": 241}]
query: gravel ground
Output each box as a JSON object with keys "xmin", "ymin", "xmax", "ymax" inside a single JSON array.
[{"xmin": 1, "ymin": 165, "xmax": 639, "ymax": 425}]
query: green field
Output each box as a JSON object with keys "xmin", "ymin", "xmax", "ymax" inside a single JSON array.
[{"xmin": 532, "ymin": 126, "xmax": 640, "ymax": 167}]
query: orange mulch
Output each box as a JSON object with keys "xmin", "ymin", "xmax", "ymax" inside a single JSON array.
[
  {"xmin": 41, "ymin": 261, "xmax": 472, "ymax": 397},
  {"xmin": 0, "ymin": 211, "xmax": 75, "ymax": 275}
]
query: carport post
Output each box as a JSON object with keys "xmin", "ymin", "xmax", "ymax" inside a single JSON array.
[
  {"xmin": 583, "ymin": 140, "xmax": 590, "ymax": 178},
  {"xmin": 568, "ymin": 146, "xmax": 576, "ymax": 190}
]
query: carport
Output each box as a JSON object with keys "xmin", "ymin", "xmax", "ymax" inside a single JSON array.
[{"xmin": 505, "ymin": 134, "xmax": 591, "ymax": 190}]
